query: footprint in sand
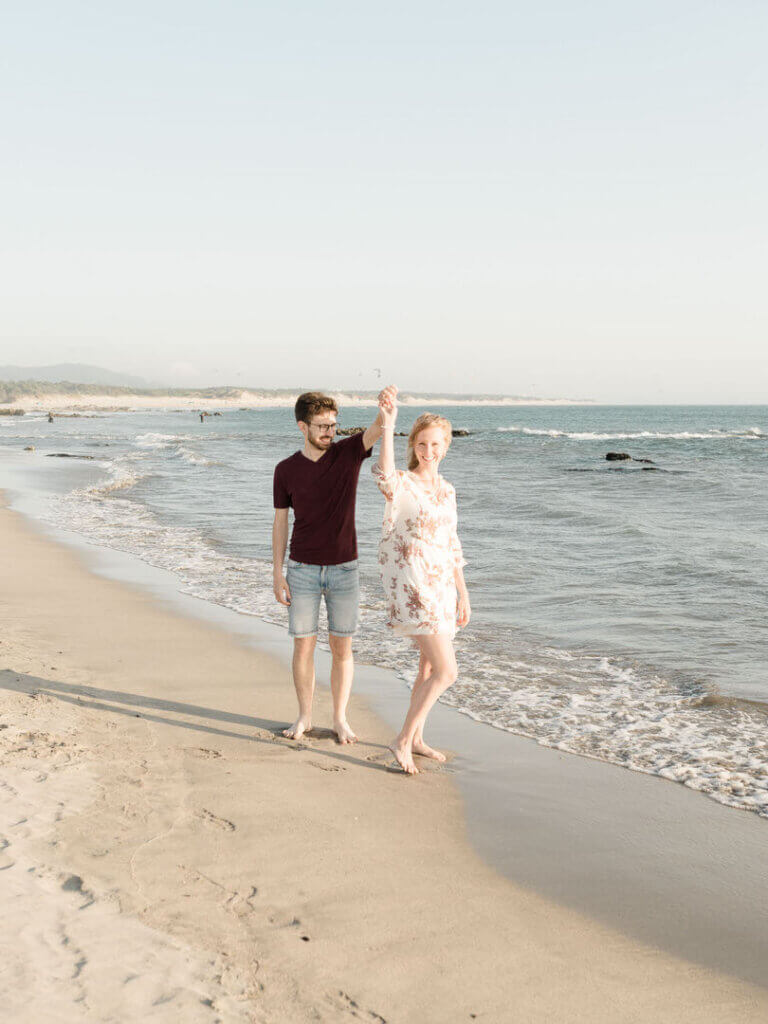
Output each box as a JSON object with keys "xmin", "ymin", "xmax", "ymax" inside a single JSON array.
[
  {"xmin": 271, "ymin": 733, "xmax": 310, "ymax": 751},
  {"xmin": 184, "ymin": 747, "xmax": 223, "ymax": 760},
  {"xmin": 307, "ymin": 761, "xmax": 346, "ymax": 772},
  {"xmin": 9, "ymin": 818, "xmax": 31, "ymax": 839},
  {"xmin": 197, "ymin": 809, "xmax": 236, "ymax": 832},
  {"xmin": 59, "ymin": 872, "xmax": 96, "ymax": 909},
  {"xmin": 333, "ymin": 990, "xmax": 388, "ymax": 1022},
  {"xmin": 0, "ymin": 780, "xmax": 21, "ymax": 800},
  {"xmin": 0, "ymin": 837, "xmax": 14, "ymax": 870},
  {"xmin": 223, "ymin": 884, "xmax": 259, "ymax": 917}
]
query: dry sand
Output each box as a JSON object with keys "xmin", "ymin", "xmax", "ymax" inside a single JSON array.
[{"xmin": 1, "ymin": 496, "xmax": 767, "ymax": 1023}]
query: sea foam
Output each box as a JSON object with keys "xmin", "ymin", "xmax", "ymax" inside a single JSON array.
[{"xmin": 40, "ymin": 460, "xmax": 768, "ymax": 823}]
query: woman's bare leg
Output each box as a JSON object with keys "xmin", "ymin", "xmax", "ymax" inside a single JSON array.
[
  {"xmin": 412, "ymin": 726, "xmax": 446, "ymax": 762},
  {"xmin": 388, "ymin": 653, "xmax": 429, "ymax": 773},
  {"xmin": 405, "ymin": 653, "xmax": 431, "ymax": 720},
  {"xmin": 389, "ymin": 635, "xmax": 457, "ymax": 773},
  {"xmin": 407, "ymin": 655, "xmax": 446, "ymax": 761}
]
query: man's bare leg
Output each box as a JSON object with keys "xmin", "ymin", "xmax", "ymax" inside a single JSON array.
[
  {"xmin": 329, "ymin": 634, "xmax": 357, "ymax": 744},
  {"xmin": 283, "ymin": 635, "xmax": 316, "ymax": 739}
]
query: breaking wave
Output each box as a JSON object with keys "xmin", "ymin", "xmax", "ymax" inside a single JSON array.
[
  {"xmin": 38, "ymin": 463, "xmax": 768, "ymax": 823},
  {"xmin": 497, "ymin": 426, "xmax": 766, "ymax": 441}
]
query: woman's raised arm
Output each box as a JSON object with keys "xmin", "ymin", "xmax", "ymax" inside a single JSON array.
[{"xmin": 377, "ymin": 385, "xmax": 398, "ymax": 477}]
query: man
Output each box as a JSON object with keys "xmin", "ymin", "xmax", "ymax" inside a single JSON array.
[{"xmin": 272, "ymin": 387, "xmax": 395, "ymax": 743}]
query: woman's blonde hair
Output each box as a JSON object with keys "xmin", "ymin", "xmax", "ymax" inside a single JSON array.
[{"xmin": 407, "ymin": 413, "xmax": 452, "ymax": 471}]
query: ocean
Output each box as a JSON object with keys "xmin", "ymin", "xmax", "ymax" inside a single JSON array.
[{"xmin": 2, "ymin": 403, "xmax": 766, "ymax": 819}]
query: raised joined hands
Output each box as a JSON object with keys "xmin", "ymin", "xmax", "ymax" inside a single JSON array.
[{"xmin": 377, "ymin": 384, "xmax": 398, "ymax": 428}]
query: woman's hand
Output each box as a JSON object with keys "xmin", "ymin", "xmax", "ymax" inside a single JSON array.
[
  {"xmin": 457, "ymin": 590, "xmax": 471, "ymax": 628},
  {"xmin": 378, "ymin": 384, "xmax": 398, "ymax": 428}
]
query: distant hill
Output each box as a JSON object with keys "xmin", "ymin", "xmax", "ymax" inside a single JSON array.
[{"xmin": 0, "ymin": 363, "xmax": 150, "ymax": 388}]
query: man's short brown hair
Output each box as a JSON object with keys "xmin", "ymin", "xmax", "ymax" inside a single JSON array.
[{"xmin": 294, "ymin": 392, "xmax": 338, "ymax": 424}]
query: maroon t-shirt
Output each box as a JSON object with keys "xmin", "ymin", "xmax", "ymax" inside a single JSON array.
[{"xmin": 273, "ymin": 433, "xmax": 373, "ymax": 565}]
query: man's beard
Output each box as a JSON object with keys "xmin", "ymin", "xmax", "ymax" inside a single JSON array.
[{"xmin": 308, "ymin": 435, "xmax": 331, "ymax": 453}]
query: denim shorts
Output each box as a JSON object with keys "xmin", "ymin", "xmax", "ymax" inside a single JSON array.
[{"xmin": 285, "ymin": 558, "xmax": 360, "ymax": 638}]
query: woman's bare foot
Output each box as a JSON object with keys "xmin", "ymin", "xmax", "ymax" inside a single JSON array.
[
  {"xmin": 388, "ymin": 738, "xmax": 419, "ymax": 774},
  {"xmin": 283, "ymin": 716, "xmax": 311, "ymax": 740},
  {"xmin": 412, "ymin": 738, "xmax": 446, "ymax": 762},
  {"xmin": 334, "ymin": 719, "xmax": 358, "ymax": 745}
]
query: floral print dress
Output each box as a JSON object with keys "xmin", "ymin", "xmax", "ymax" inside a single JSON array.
[{"xmin": 372, "ymin": 463, "xmax": 467, "ymax": 637}]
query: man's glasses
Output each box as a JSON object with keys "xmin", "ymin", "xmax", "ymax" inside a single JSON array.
[{"xmin": 310, "ymin": 421, "xmax": 338, "ymax": 434}]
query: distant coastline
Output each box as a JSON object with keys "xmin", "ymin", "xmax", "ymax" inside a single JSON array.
[{"xmin": 0, "ymin": 381, "xmax": 592, "ymax": 412}]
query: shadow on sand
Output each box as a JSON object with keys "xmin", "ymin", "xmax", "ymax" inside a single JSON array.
[{"xmin": 0, "ymin": 669, "xmax": 400, "ymax": 774}]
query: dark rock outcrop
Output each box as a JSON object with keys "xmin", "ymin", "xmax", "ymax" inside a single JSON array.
[
  {"xmin": 337, "ymin": 426, "xmax": 469, "ymax": 438},
  {"xmin": 337, "ymin": 427, "xmax": 409, "ymax": 437},
  {"xmin": 606, "ymin": 452, "xmax": 655, "ymax": 465},
  {"xmin": 45, "ymin": 453, "xmax": 96, "ymax": 460}
]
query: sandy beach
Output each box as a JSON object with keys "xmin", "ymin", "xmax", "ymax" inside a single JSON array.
[
  {"xmin": 2, "ymin": 494, "xmax": 767, "ymax": 1023},
  {"xmin": 0, "ymin": 390, "xmax": 588, "ymax": 414}
]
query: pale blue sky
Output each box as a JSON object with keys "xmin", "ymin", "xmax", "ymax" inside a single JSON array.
[{"xmin": 2, "ymin": 2, "xmax": 766, "ymax": 401}]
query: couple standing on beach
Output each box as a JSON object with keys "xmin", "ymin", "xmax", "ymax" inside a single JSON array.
[{"xmin": 272, "ymin": 387, "xmax": 470, "ymax": 774}]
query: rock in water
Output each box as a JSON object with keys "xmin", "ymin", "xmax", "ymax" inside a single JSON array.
[
  {"xmin": 605, "ymin": 452, "xmax": 656, "ymax": 465},
  {"xmin": 337, "ymin": 426, "xmax": 469, "ymax": 438},
  {"xmin": 45, "ymin": 453, "xmax": 96, "ymax": 460}
]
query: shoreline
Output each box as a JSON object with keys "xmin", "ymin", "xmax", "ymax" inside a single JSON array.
[
  {"xmin": 1, "ymin": 394, "xmax": 590, "ymax": 413},
  {"xmin": 1, "ymin": 473, "xmax": 768, "ymax": 1017}
]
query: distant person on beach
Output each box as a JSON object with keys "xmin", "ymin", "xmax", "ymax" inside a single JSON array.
[
  {"xmin": 272, "ymin": 388, "xmax": 395, "ymax": 744},
  {"xmin": 372, "ymin": 389, "xmax": 470, "ymax": 773}
]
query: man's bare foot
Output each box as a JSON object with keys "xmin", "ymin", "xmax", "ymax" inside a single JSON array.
[
  {"xmin": 412, "ymin": 738, "xmax": 446, "ymax": 762},
  {"xmin": 388, "ymin": 739, "xmax": 419, "ymax": 774},
  {"xmin": 283, "ymin": 716, "xmax": 311, "ymax": 740},
  {"xmin": 333, "ymin": 719, "xmax": 358, "ymax": 745}
]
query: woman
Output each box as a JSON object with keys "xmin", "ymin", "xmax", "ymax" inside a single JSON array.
[{"xmin": 373, "ymin": 393, "xmax": 470, "ymax": 774}]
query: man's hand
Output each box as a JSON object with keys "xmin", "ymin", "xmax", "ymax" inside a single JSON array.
[{"xmin": 274, "ymin": 573, "xmax": 291, "ymax": 606}]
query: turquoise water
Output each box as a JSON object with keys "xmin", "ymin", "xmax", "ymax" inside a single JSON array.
[{"xmin": 2, "ymin": 403, "xmax": 766, "ymax": 817}]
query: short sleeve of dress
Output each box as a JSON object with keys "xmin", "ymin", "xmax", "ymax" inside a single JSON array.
[{"xmin": 371, "ymin": 462, "xmax": 403, "ymax": 502}]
